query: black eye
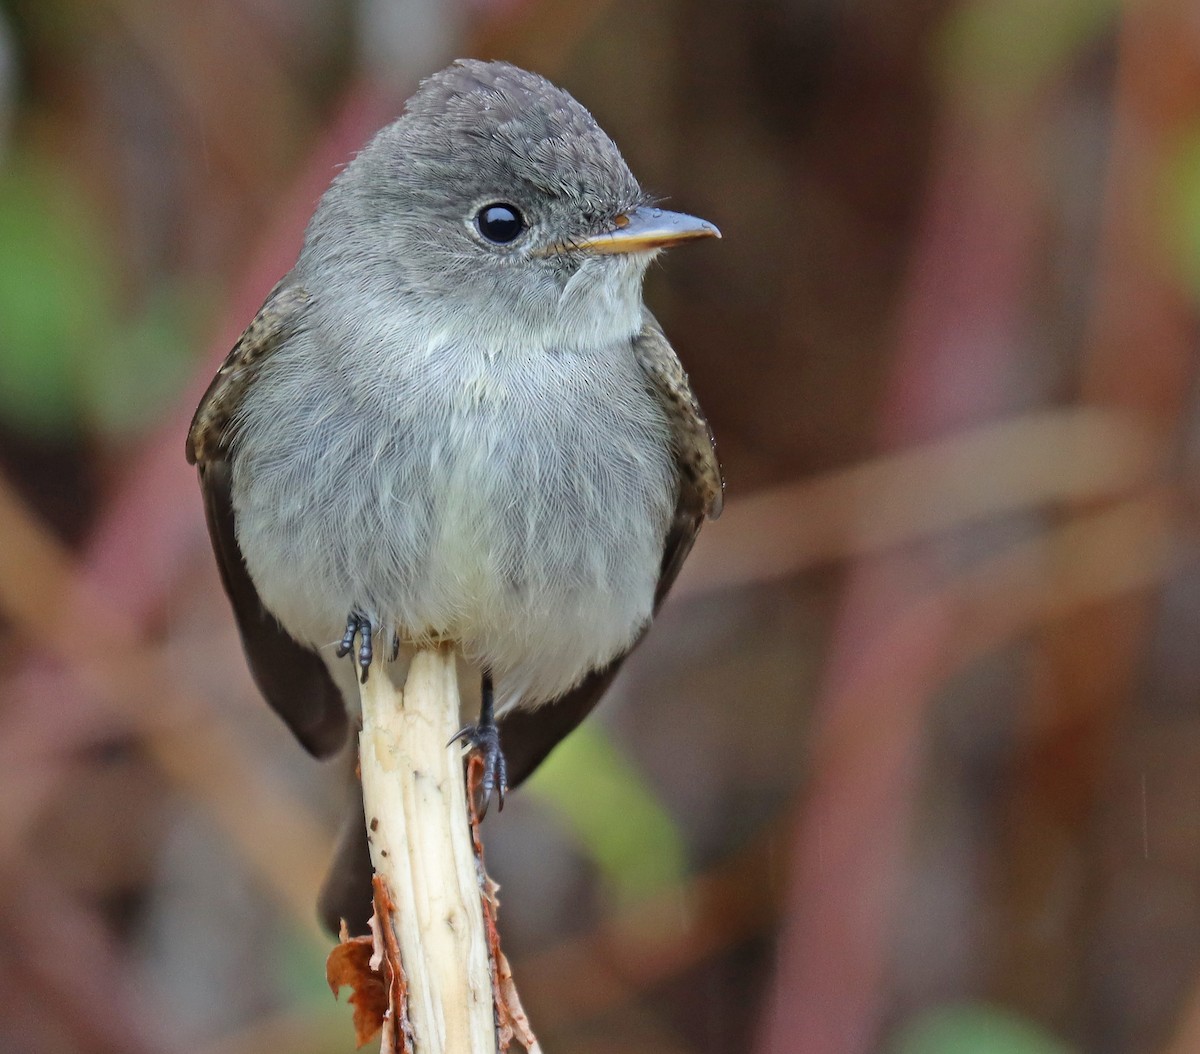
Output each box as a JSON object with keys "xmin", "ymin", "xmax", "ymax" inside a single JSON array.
[{"xmin": 476, "ymin": 203, "xmax": 525, "ymax": 244}]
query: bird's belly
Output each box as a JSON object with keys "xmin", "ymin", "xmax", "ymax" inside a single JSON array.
[{"xmin": 233, "ymin": 349, "xmax": 676, "ymax": 707}]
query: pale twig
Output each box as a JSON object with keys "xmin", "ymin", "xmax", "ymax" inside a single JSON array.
[{"xmin": 356, "ymin": 648, "xmax": 495, "ymax": 1053}]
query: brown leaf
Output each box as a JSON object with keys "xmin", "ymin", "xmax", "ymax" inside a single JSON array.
[{"xmin": 326, "ymin": 920, "xmax": 387, "ymax": 1048}]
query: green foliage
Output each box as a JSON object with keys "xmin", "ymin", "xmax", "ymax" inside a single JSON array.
[
  {"xmin": 81, "ymin": 283, "xmax": 208, "ymax": 437},
  {"xmin": 1162, "ymin": 125, "xmax": 1200, "ymax": 303},
  {"xmin": 0, "ymin": 154, "xmax": 114, "ymax": 436},
  {"xmin": 527, "ymin": 723, "xmax": 688, "ymax": 903},
  {"xmin": 889, "ymin": 1004, "xmax": 1076, "ymax": 1054},
  {"xmin": 0, "ymin": 150, "xmax": 201, "ymax": 438}
]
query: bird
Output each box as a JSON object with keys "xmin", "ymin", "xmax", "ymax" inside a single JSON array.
[{"xmin": 186, "ymin": 59, "xmax": 722, "ymax": 934}]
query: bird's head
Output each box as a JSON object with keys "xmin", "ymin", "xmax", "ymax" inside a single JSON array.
[{"xmin": 300, "ymin": 60, "xmax": 718, "ymax": 355}]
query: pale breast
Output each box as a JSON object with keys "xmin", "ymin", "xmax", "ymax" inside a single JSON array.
[{"xmin": 231, "ymin": 331, "xmax": 677, "ymax": 708}]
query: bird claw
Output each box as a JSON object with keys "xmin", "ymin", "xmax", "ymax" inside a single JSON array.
[
  {"xmin": 335, "ymin": 612, "xmax": 374, "ymax": 683},
  {"xmin": 451, "ymin": 721, "xmax": 508, "ymax": 815}
]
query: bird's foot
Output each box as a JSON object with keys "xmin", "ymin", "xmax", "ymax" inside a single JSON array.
[
  {"xmin": 451, "ymin": 720, "xmax": 508, "ymax": 815},
  {"xmin": 335, "ymin": 611, "xmax": 374, "ymax": 683}
]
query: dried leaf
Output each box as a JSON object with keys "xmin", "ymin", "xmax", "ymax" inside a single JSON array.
[
  {"xmin": 326, "ymin": 885, "xmax": 414, "ymax": 1053},
  {"xmin": 326, "ymin": 920, "xmax": 388, "ymax": 1048}
]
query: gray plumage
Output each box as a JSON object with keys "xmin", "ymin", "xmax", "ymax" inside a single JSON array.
[{"xmin": 187, "ymin": 59, "xmax": 721, "ymax": 931}]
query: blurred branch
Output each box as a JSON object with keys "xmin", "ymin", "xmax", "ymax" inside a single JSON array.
[
  {"xmin": 1001, "ymin": 0, "xmax": 1200, "ymax": 1024},
  {"xmin": 0, "ymin": 471, "xmax": 331, "ymax": 941},
  {"xmin": 677, "ymin": 407, "xmax": 1156, "ymax": 601},
  {"xmin": 756, "ymin": 26, "xmax": 1051, "ymax": 1045},
  {"xmin": 760, "ymin": 490, "xmax": 1180, "ymax": 1054}
]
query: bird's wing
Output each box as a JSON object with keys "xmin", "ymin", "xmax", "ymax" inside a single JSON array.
[
  {"xmin": 499, "ymin": 311, "xmax": 723, "ymax": 788},
  {"xmin": 186, "ymin": 283, "xmax": 312, "ymax": 466},
  {"xmin": 187, "ymin": 285, "xmax": 349, "ymax": 758}
]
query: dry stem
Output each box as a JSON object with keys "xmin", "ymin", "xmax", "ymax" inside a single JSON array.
[{"xmin": 357, "ymin": 647, "xmax": 494, "ymax": 1054}]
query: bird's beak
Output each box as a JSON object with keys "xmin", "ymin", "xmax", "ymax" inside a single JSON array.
[{"xmin": 547, "ymin": 207, "xmax": 720, "ymax": 255}]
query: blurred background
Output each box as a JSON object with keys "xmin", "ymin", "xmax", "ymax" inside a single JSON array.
[{"xmin": 0, "ymin": 0, "xmax": 1197, "ymax": 1052}]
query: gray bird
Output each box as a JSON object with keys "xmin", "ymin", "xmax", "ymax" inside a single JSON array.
[{"xmin": 186, "ymin": 59, "xmax": 722, "ymax": 933}]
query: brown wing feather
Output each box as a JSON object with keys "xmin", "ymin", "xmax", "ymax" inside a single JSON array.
[
  {"xmin": 186, "ymin": 283, "xmax": 312, "ymax": 465},
  {"xmin": 189, "ymin": 286, "xmax": 348, "ymax": 759}
]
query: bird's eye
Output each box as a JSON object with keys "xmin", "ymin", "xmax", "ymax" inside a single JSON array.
[{"xmin": 475, "ymin": 203, "xmax": 525, "ymax": 244}]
